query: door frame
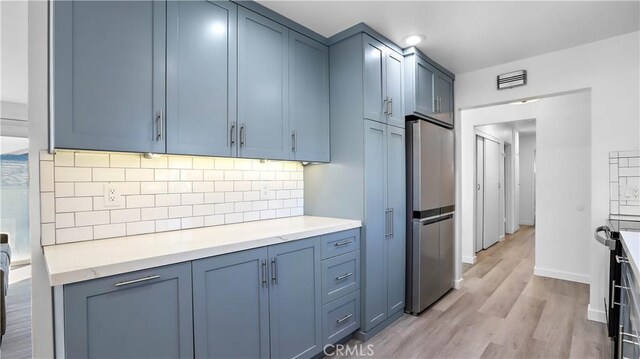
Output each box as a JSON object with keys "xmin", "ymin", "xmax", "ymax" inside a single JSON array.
[{"xmin": 472, "ymin": 129, "xmax": 504, "ymax": 256}]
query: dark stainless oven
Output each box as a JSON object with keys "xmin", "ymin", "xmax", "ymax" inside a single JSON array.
[{"xmin": 596, "ymin": 225, "xmax": 622, "ymax": 358}]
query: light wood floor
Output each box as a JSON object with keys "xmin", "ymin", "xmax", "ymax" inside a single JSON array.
[
  {"xmin": 332, "ymin": 226, "xmax": 609, "ymax": 358},
  {"xmin": 1, "ymin": 278, "xmax": 32, "ymax": 359}
]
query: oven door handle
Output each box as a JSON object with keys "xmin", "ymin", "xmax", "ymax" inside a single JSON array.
[{"xmin": 595, "ymin": 225, "xmax": 616, "ymax": 250}]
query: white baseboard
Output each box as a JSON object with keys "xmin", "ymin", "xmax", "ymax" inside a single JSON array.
[
  {"xmin": 587, "ymin": 304, "xmax": 606, "ymax": 323},
  {"xmin": 462, "ymin": 255, "xmax": 477, "ymax": 264},
  {"xmin": 499, "ymin": 234, "xmax": 505, "ymax": 241},
  {"xmin": 453, "ymin": 278, "xmax": 463, "ymax": 289},
  {"xmin": 533, "ymin": 266, "xmax": 590, "ymax": 284},
  {"xmin": 519, "ymin": 220, "xmax": 535, "ymax": 226}
]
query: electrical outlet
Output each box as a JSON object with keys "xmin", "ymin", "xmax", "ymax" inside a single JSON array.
[
  {"xmin": 620, "ymin": 185, "xmax": 640, "ymax": 200},
  {"xmin": 104, "ymin": 184, "xmax": 123, "ymax": 207},
  {"xmin": 260, "ymin": 182, "xmax": 273, "ymax": 200}
]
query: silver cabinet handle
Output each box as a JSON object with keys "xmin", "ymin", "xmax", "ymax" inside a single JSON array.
[
  {"xmin": 271, "ymin": 257, "xmax": 277, "ymax": 284},
  {"xmin": 334, "ymin": 239, "xmax": 353, "ymax": 247},
  {"xmin": 336, "ymin": 272, "xmax": 353, "ymax": 281},
  {"xmin": 617, "ymin": 255, "xmax": 630, "ymax": 264},
  {"xmin": 336, "ymin": 313, "xmax": 353, "ymax": 324},
  {"xmin": 619, "ymin": 325, "xmax": 624, "ymax": 359},
  {"xmin": 383, "ymin": 96, "xmax": 388, "ymax": 115},
  {"xmin": 388, "ymin": 97, "xmax": 393, "ymax": 116},
  {"xmin": 612, "ymin": 279, "xmax": 631, "ymax": 308},
  {"xmin": 433, "ymin": 97, "xmax": 438, "ymax": 113},
  {"xmin": 239, "ymin": 123, "xmax": 246, "ymax": 147},
  {"xmin": 477, "ymin": 183, "xmax": 481, "ymax": 190},
  {"xmin": 291, "ymin": 130, "xmax": 297, "ymax": 152},
  {"xmin": 230, "ymin": 123, "xmax": 236, "ymax": 146},
  {"xmin": 155, "ymin": 111, "xmax": 164, "ymax": 141},
  {"xmin": 389, "ymin": 208, "xmax": 394, "ymax": 238},
  {"xmin": 261, "ymin": 260, "xmax": 268, "ymax": 287},
  {"xmin": 115, "ymin": 275, "xmax": 159, "ymax": 287},
  {"xmin": 438, "ymin": 96, "xmax": 442, "ymax": 113}
]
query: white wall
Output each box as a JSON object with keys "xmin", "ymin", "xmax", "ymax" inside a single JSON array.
[
  {"xmin": 454, "ymin": 31, "xmax": 640, "ymax": 322},
  {"xmin": 29, "ymin": 1, "xmax": 55, "ymax": 357},
  {"xmin": 519, "ymin": 133, "xmax": 536, "ymax": 225}
]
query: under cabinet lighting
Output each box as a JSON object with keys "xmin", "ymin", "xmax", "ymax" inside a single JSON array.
[{"xmin": 510, "ymin": 99, "xmax": 540, "ymax": 105}]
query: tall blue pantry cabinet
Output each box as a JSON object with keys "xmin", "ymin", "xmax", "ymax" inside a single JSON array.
[{"xmin": 305, "ymin": 31, "xmax": 406, "ymax": 340}]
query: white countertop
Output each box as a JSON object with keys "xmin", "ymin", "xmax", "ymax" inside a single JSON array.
[
  {"xmin": 621, "ymin": 230, "xmax": 640, "ymax": 280},
  {"xmin": 44, "ymin": 216, "xmax": 361, "ymax": 286}
]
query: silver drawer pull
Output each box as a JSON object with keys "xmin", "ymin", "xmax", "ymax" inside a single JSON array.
[
  {"xmin": 616, "ymin": 255, "xmax": 630, "ymax": 264},
  {"xmin": 115, "ymin": 275, "xmax": 159, "ymax": 287},
  {"xmin": 336, "ymin": 272, "xmax": 353, "ymax": 281},
  {"xmin": 336, "ymin": 313, "xmax": 353, "ymax": 324},
  {"xmin": 334, "ymin": 239, "xmax": 353, "ymax": 247}
]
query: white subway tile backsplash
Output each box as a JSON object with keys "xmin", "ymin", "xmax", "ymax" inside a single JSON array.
[
  {"xmin": 41, "ymin": 192, "xmax": 55, "ymax": 223},
  {"xmin": 620, "ymin": 167, "xmax": 640, "ymax": 177},
  {"xmin": 630, "ymin": 158, "xmax": 640, "ymax": 167},
  {"xmin": 126, "ymin": 168, "xmax": 154, "ymax": 181},
  {"xmin": 75, "ymin": 211, "xmax": 110, "ymax": 226},
  {"xmin": 55, "ymin": 213, "xmax": 75, "ymax": 229},
  {"xmin": 155, "ymin": 169, "xmax": 180, "ymax": 181},
  {"xmin": 126, "ymin": 195, "xmax": 155, "ymax": 208},
  {"xmin": 94, "ymin": 224, "xmax": 126, "ymax": 239},
  {"xmin": 56, "ymin": 197, "xmax": 93, "ymax": 213},
  {"xmin": 40, "ymin": 151, "xmax": 304, "ymax": 244},
  {"xmin": 93, "ymin": 168, "xmax": 125, "ymax": 182},
  {"xmin": 168, "ymin": 156, "xmax": 193, "ymax": 169},
  {"xmin": 110, "ymin": 208, "xmax": 141, "ymax": 224},
  {"xmin": 169, "ymin": 205, "xmax": 193, "ymax": 218},
  {"xmin": 40, "ymin": 161, "xmax": 55, "ymax": 192},
  {"xmin": 110, "ymin": 154, "xmax": 141, "ymax": 168},
  {"xmin": 610, "ymin": 151, "xmax": 640, "ymax": 216},
  {"xmin": 156, "ymin": 194, "xmax": 181, "ymax": 207},
  {"xmin": 141, "ymin": 207, "xmax": 168, "ymax": 220},
  {"xmin": 140, "ymin": 182, "xmax": 168, "ymax": 195},
  {"xmin": 126, "ymin": 221, "xmax": 155, "ymax": 235},
  {"xmin": 56, "ymin": 227, "xmax": 93, "ymax": 243},
  {"xmin": 55, "ymin": 183, "xmax": 74, "ymax": 197},
  {"xmin": 75, "ymin": 152, "xmax": 109, "ymax": 167},
  {"xmin": 55, "ymin": 167, "xmax": 92, "ymax": 182},
  {"xmin": 156, "ymin": 219, "xmax": 181, "ymax": 232}
]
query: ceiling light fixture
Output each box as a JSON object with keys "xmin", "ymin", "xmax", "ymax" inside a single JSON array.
[
  {"xmin": 510, "ymin": 98, "xmax": 540, "ymax": 105},
  {"xmin": 404, "ymin": 35, "xmax": 425, "ymax": 46}
]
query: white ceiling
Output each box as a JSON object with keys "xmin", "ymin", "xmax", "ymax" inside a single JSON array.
[{"xmin": 258, "ymin": 1, "xmax": 640, "ymax": 74}]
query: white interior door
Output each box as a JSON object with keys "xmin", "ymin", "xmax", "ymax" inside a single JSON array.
[
  {"xmin": 483, "ymin": 138, "xmax": 501, "ymax": 249},
  {"xmin": 475, "ymin": 136, "xmax": 484, "ymax": 253}
]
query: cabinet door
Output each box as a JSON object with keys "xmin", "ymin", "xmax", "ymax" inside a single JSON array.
[
  {"xmin": 363, "ymin": 120, "xmax": 388, "ymax": 330},
  {"xmin": 268, "ymin": 237, "xmax": 322, "ymax": 359},
  {"xmin": 238, "ymin": 8, "xmax": 290, "ymax": 160},
  {"xmin": 386, "ymin": 125, "xmax": 406, "ymax": 315},
  {"xmin": 53, "ymin": 1, "xmax": 166, "ymax": 153},
  {"xmin": 385, "ymin": 50, "xmax": 404, "ymax": 128},
  {"xmin": 414, "ymin": 57, "xmax": 436, "ymax": 118},
  {"xmin": 289, "ymin": 32, "xmax": 330, "ymax": 162},
  {"xmin": 166, "ymin": 0, "xmax": 237, "ymax": 157},
  {"xmin": 435, "ymin": 72, "xmax": 454, "ymax": 126},
  {"xmin": 192, "ymin": 248, "xmax": 269, "ymax": 359},
  {"xmin": 363, "ymin": 35, "xmax": 386, "ymax": 123},
  {"xmin": 64, "ymin": 263, "xmax": 193, "ymax": 359}
]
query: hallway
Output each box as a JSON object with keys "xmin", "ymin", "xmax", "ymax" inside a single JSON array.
[{"xmin": 334, "ymin": 226, "xmax": 608, "ymax": 358}]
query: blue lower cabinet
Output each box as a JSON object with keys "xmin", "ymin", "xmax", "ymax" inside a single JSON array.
[
  {"xmin": 320, "ymin": 229, "xmax": 360, "ymax": 260},
  {"xmin": 268, "ymin": 238, "xmax": 323, "ymax": 359},
  {"xmin": 63, "ymin": 262, "xmax": 193, "ymax": 359},
  {"xmin": 322, "ymin": 251, "xmax": 360, "ymax": 304},
  {"xmin": 192, "ymin": 247, "xmax": 270, "ymax": 359},
  {"xmin": 322, "ymin": 290, "xmax": 361, "ymax": 346}
]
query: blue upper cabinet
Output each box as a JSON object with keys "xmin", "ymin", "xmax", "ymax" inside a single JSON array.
[
  {"xmin": 192, "ymin": 247, "xmax": 270, "ymax": 359},
  {"xmin": 363, "ymin": 35, "xmax": 386, "ymax": 124},
  {"xmin": 289, "ymin": 32, "xmax": 330, "ymax": 162},
  {"xmin": 166, "ymin": 0, "xmax": 237, "ymax": 157},
  {"xmin": 404, "ymin": 53, "xmax": 454, "ymax": 127},
  {"xmin": 363, "ymin": 35, "xmax": 404, "ymax": 128},
  {"xmin": 63, "ymin": 263, "xmax": 193, "ymax": 359},
  {"xmin": 238, "ymin": 8, "xmax": 290, "ymax": 160},
  {"xmin": 54, "ymin": 0, "xmax": 166, "ymax": 153},
  {"xmin": 268, "ymin": 237, "xmax": 322, "ymax": 359}
]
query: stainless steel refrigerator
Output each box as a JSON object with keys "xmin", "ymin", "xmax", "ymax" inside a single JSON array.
[{"xmin": 406, "ymin": 118, "xmax": 455, "ymax": 315}]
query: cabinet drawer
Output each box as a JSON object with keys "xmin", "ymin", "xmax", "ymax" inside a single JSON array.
[
  {"xmin": 322, "ymin": 251, "xmax": 360, "ymax": 304},
  {"xmin": 322, "ymin": 290, "xmax": 360, "ymax": 346},
  {"xmin": 321, "ymin": 229, "xmax": 360, "ymax": 259}
]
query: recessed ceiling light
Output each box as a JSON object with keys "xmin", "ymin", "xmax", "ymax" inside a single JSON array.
[{"xmin": 404, "ymin": 35, "xmax": 425, "ymax": 46}]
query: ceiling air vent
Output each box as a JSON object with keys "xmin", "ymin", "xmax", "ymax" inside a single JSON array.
[{"xmin": 497, "ymin": 70, "xmax": 527, "ymax": 90}]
